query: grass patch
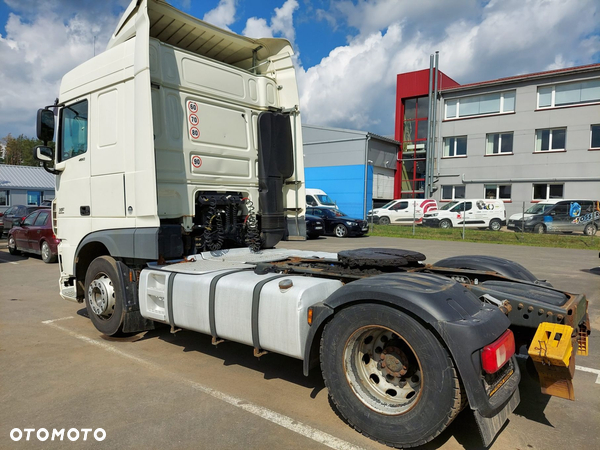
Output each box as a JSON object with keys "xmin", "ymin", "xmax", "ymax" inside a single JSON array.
[{"xmin": 369, "ymin": 225, "xmax": 600, "ymax": 250}]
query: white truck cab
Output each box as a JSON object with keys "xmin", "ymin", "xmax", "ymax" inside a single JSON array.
[{"xmin": 422, "ymin": 199, "xmax": 506, "ymax": 231}]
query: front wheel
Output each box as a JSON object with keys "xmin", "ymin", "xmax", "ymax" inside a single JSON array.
[
  {"xmin": 85, "ymin": 256, "xmax": 126, "ymax": 336},
  {"xmin": 584, "ymin": 223, "xmax": 597, "ymax": 236},
  {"xmin": 533, "ymin": 223, "xmax": 545, "ymax": 234},
  {"xmin": 439, "ymin": 219, "xmax": 452, "ymax": 229},
  {"xmin": 320, "ymin": 304, "xmax": 464, "ymax": 448},
  {"xmin": 334, "ymin": 224, "xmax": 348, "ymax": 238},
  {"xmin": 7, "ymin": 235, "xmax": 20, "ymax": 255},
  {"xmin": 379, "ymin": 216, "xmax": 390, "ymax": 225},
  {"xmin": 489, "ymin": 219, "xmax": 502, "ymax": 231}
]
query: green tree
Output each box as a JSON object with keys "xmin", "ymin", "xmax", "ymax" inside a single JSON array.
[{"xmin": 1, "ymin": 134, "xmax": 54, "ymax": 167}]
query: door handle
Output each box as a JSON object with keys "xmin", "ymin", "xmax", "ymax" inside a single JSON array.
[{"xmin": 80, "ymin": 206, "xmax": 90, "ymax": 216}]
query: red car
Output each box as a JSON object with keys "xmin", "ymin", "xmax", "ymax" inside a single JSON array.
[{"xmin": 7, "ymin": 209, "xmax": 59, "ymax": 263}]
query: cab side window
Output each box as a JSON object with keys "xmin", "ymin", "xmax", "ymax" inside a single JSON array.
[
  {"xmin": 306, "ymin": 195, "xmax": 317, "ymax": 206},
  {"xmin": 34, "ymin": 211, "xmax": 49, "ymax": 226},
  {"xmin": 59, "ymin": 100, "xmax": 88, "ymax": 162}
]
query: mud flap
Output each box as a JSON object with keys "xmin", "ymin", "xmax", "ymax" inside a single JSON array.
[{"xmin": 474, "ymin": 389, "xmax": 520, "ymax": 447}]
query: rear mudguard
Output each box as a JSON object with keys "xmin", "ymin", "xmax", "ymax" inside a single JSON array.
[{"xmin": 303, "ymin": 272, "xmax": 520, "ymax": 419}]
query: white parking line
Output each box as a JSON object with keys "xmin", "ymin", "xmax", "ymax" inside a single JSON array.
[
  {"xmin": 43, "ymin": 320, "xmax": 365, "ymax": 450},
  {"xmin": 516, "ymin": 354, "xmax": 600, "ymax": 384},
  {"xmin": 41, "ymin": 316, "xmax": 74, "ymax": 324}
]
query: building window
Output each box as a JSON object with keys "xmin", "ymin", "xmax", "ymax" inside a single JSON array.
[
  {"xmin": 537, "ymin": 78, "xmax": 600, "ymax": 108},
  {"xmin": 591, "ymin": 124, "xmax": 600, "ymax": 149},
  {"xmin": 27, "ymin": 191, "xmax": 42, "ymax": 206},
  {"xmin": 486, "ymin": 132, "xmax": 513, "ymax": 155},
  {"xmin": 400, "ymin": 96, "xmax": 429, "ymax": 198},
  {"xmin": 441, "ymin": 185, "xmax": 466, "ymax": 200},
  {"xmin": 485, "ymin": 184, "xmax": 511, "ymax": 200},
  {"xmin": 445, "ymin": 91, "xmax": 515, "ymax": 119},
  {"xmin": 0, "ymin": 190, "xmax": 8, "ymax": 206},
  {"xmin": 535, "ymin": 128, "xmax": 566, "ymax": 152},
  {"xmin": 533, "ymin": 183, "xmax": 564, "ymax": 200},
  {"xmin": 443, "ymin": 136, "xmax": 467, "ymax": 157}
]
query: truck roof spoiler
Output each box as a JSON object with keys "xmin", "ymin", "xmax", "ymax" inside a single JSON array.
[{"xmin": 108, "ymin": 0, "xmax": 293, "ymax": 70}]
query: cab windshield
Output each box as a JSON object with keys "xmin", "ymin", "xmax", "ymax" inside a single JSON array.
[
  {"xmin": 525, "ymin": 203, "xmax": 555, "ymax": 214},
  {"xmin": 325, "ymin": 209, "xmax": 347, "ymax": 218},
  {"xmin": 440, "ymin": 201, "xmax": 458, "ymax": 211},
  {"xmin": 316, "ymin": 195, "xmax": 336, "ymax": 206},
  {"xmin": 380, "ymin": 201, "xmax": 396, "ymax": 209}
]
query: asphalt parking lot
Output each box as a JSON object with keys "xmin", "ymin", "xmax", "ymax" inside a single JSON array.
[{"xmin": 1, "ymin": 236, "xmax": 599, "ymax": 450}]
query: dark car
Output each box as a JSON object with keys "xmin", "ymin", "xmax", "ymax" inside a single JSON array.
[
  {"xmin": 2, "ymin": 205, "xmax": 44, "ymax": 237},
  {"xmin": 7, "ymin": 209, "xmax": 59, "ymax": 263},
  {"xmin": 305, "ymin": 214, "xmax": 325, "ymax": 239},
  {"xmin": 306, "ymin": 207, "xmax": 368, "ymax": 238}
]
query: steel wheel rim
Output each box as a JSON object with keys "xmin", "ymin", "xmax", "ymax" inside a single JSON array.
[
  {"xmin": 87, "ymin": 272, "xmax": 116, "ymax": 320},
  {"xmin": 343, "ymin": 325, "xmax": 423, "ymax": 415},
  {"xmin": 42, "ymin": 242, "xmax": 50, "ymax": 260}
]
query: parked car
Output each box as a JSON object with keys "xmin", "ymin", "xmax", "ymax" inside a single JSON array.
[
  {"xmin": 305, "ymin": 214, "xmax": 325, "ymax": 239},
  {"xmin": 422, "ymin": 199, "xmax": 506, "ymax": 231},
  {"xmin": 7, "ymin": 209, "xmax": 59, "ymax": 263},
  {"xmin": 368, "ymin": 198, "xmax": 438, "ymax": 225},
  {"xmin": 305, "ymin": 188, "xmax": 337, "ymax": 208},
  {"xmin": 507, "ymin": 199, "xmax": 599, "ymax": 235},
  {"xmin": 306, "ymin": 207, "xmax": 368, "ymax": 237},
  {"xmin": 2, "ymin": 205, "xmax": 44, "ymax": 237}
]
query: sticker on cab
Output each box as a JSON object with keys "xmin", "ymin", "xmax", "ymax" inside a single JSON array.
[
  {"xmin": 191, "ymin": 155, "xmax": 202, "ymax": 169},
  {"xmin": 187, "ymin": 100, "xmax": 200, "ymax": 140}
]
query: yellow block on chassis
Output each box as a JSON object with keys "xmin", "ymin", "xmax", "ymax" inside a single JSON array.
[{"xmin": 528, "ymin": 323, "xmax": 576, "ymax": 400}]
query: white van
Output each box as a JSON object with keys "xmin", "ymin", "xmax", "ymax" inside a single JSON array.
[
  {"xmin": 422, "ymin": 199, "xmax": 506, "ymax": 231},
  {"xmin": 368, "ymin": 199, "xmax": 438, "ymax": 225},
  {"xmin": 306, "ymin": 188, "xmax": 336, "ymax": 208}
]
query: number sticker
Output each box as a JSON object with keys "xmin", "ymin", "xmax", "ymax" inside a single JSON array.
[
  {"xmin": 190, "ymin": 127, "xmax": 200, "ymax": 139},
  {"xmin": 189, "ymin": 114, "xmax": 199, "ymax": 126},
  {"xmin": 188, "ymin": 101, "xmax": 198, "ymax": 113},
  {"xmin": 191, "ymin": 155, "xmax": 202, "ymax": 168}
]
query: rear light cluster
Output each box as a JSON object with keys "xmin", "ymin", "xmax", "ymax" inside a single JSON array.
[{"xmin": 481, "ymin": 330, "xmax": 515, "ymax": 374}]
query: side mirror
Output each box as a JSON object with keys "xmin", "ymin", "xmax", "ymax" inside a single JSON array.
[
  {"xmin": 37, "ymin": 108, "xmax": 55, "ymax": 143},
  {"xmin": 34, "ymin": 145, "xmax": 54, "ymax": 163}
]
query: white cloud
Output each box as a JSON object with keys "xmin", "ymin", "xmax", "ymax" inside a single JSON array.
[
  {"xmin": 298, "ymin": 0, "xmax": 600, "ymax": 134},
  {"xmin": 243, "ymin": 0, "xmax": 299, "ymax": 46},
  {"xmin": 0, "ymin": 1, "xmax": 126, "ymax": 138},
  {"xmin": 202, "ymin": 0, "xmax": 237, "ymax": 31}
]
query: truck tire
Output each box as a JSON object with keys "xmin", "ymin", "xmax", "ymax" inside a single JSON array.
[
  {"xmin": 439, "ymin": 219, "xmax": 452, "ymax": 229},
  {"xmin": 334, "ymin": 224, "xmax": 348, "ymax": 238},
  {"xmin": 84, "ymin": 256, "xmax": 127, "ymax": 336},
  {"xmin": 489, "ymin": 219, "xmax": 502, "ymax": 231},
  {"xmin": 379, "ymin": 216, "xmax": 390, "ymax": 225},
  {"xmin": 320, "ymin": 304, "xmax": 464, "ymax": 448}
]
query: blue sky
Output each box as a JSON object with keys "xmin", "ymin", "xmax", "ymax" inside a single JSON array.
[{"xmin": 0, "ymin": 0, "xmax": 599, "ymax": 140}]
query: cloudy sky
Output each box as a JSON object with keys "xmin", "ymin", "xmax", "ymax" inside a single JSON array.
[{"xmin": 0, "ymin": 0, "xmax": 598, "ymax": 139}]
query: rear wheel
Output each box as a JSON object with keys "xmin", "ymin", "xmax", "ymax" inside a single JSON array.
[
  {"xmin": 584, "ymin": 223, "xmax": 597, "ymax": 236},
  {"xmin": 533, "ymin": 223, "xmax": 545, "ymax": 234},
  {"xmin": 321, "ymin": 304, "xmax": 464, "ymax": 448},
  {"xmin": 41, "ymin": 241, "xmax": 57, "ymax": 263},
  {"xmin": 85, "ymin": 256, "xmax": 126, "ymax": 336},
  {"xmin": 379, "ymin": 216, "xmax": 390, "ymax": 225},
  {"xmin": 334, "ymin": 224, "xmax": 348, "ymax": 238},
  {"xmin": 489, "ymin": 219, "xmax": 502, "ymax": 231},
  {"xmin": 7, "ymin": 235, "xmax": 20, "ymax": 255},
  {"xmin": 439, "ymin": 219, "xmax": 452, "ymax": 229}
]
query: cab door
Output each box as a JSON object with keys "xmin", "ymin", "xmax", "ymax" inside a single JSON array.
[
  {"xmin": 54, "ymin": 98, "xmax": 92, "ymax": 246},
  {"xmin": 389, "ymin": 201, "xmax": 410, "ymax": 223}
]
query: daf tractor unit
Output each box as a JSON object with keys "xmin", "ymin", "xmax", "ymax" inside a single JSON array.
[{"xmin": 34, "ymin": 1, "xmax": 590, "ymax": 448}]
